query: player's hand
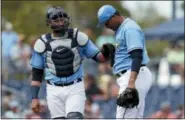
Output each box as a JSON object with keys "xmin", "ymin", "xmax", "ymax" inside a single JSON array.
[{"xmin": 31, "ymin": 99, "xmax": 42, "ymax": 113}]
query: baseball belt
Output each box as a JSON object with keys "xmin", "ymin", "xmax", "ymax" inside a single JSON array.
[{"xmin": 47, "ymin": 78, "xmax": 82, "ymax": 87}]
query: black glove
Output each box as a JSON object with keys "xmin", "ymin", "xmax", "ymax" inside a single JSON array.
[
  {"xmin": 116, "ymin": 88, "xmax": 139, "ymax": 108},
  {"xmin": 101, "ymin": 43, "xmax": 115, "ymax": 67}
]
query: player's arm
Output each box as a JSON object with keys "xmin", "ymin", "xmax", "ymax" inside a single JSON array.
[
  {"xmin": 125, "ymin": 29, "xmax": 144, "ymax": 88},
  {"xmin": 128, "ymin": 49, "xmax": 143, "ymax": 88},
  {"xmin": 76, "ymin": 30, "xmax": 108, "ymax": 62},
  {"xmin": 31, "ymin": 67, "xmax": 44, "ymax": 113},
  {"xmin": 30, "ymin": 52, "xmax": 45, "ymax": 113},
  {"xmin": 92, "ymin": 51, "xmax": 107, "ymax": 62},
  {"xmin": 31, "ymin": 68, "xmax": 44, "ymax": 99},
  {"xmin": 30, "ymin": 38, "xmax": 46, "ymax": 113}
]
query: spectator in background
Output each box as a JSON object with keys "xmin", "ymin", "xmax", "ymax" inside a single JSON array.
[
  {"xmin": 83, "ymin": 27, "xmax": 96, "ymax": 40},
  {"xmin": 2, "ymin": 22, "xmax": 18, "ymax": 80},
  {"xmin": 10, "ymin": 34, "xmax": 32, "ymax": 80},
  {"xmin": 96, "ymin": 28, "xmax": 115, "ymax": 48},
  {"xmin": 167, "ymin": 42, "xmax": 184, "ymax": 75},
  {"xmin": 83, "ymin": 59, "xmax": 98, "ymax": 77},
  {"xmin": 150, "ymin": 101, "xmax": 177, "ymax": 119},
  {"xmin": 97, "ymin": 74, "xmax": 117, "ymax": 118},
  {"xmin": 174, "ymin": 104, "xmax": 184, "ymax": 118},
  {"xmin": 2, "ymin": 92, "xmax": 12, "ymax": 115},
  {"xmin": 98, "ymin": 62, "xmax": 113, "ymax": 76},
  {"xmin": 109, "ymin": 80, "xmax": 119, "ymax": 98},
  {"xmin": 167, "ymin": 42, "xmax": 184, "ymax": 65},
  {"xmin": 180, "ymin": 64, "xmax": 184, "ymax": 83},
  {"xmin": 85, "ymin": 74, "xmax": 103, "ymax": 100},
  {"xmin": 166, "ymin": 41, "xmax": 184, "ymax": 86},
  {"xmin": 3, "ymin": 100, "xmax": 22, "ymax": 119},
  {"xmin": 84, "ymin": 96, "xmax": 102, "ymax": 118},
  {"xmin": 97, "ymin": 74, "xmax": 112, "ymax": 100},
  {"xmin": 28, "ymin": 35, "xmax": 37, "ymax": 50}
]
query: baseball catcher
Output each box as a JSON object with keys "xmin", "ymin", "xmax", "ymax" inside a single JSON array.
[{"xmin": 30, "ymin": 6, "xmax": 112, "ymax": 119}]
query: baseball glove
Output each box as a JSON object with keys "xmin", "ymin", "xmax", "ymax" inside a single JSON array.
[
  {"xmin": 116, "ymin": 88, "xmax": 139, "ymax": 108},
  {"xmin": 101, "ymin": 43, "xmax": 115, "ymax": 67}
]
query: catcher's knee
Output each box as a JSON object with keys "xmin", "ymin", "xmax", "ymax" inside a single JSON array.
[{"xmin": 67, "ymin": 112, "xmax": 84, "ymax": 119}]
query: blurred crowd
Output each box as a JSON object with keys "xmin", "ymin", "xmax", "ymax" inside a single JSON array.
[{"xmin": 1, "ymin": 21, "xmax": 184, "ymax": 119}]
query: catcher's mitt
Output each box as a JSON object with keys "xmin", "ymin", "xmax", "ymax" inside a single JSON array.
[
  {"xmin": 116, "ymin": 88, "xmax": 139, "ymax": 108},
  {"xmin": 101, "ymin": 43, "xmax": 115, "ymax": 67}
]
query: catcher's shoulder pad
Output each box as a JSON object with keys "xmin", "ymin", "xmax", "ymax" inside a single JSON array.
[
  {"xmin": 34, "ymin": 34, "xmax": 47, "ymax": 53},
  {"xmin": 74, "ymin": 28, "xmax": 89, "ymax": 46}
]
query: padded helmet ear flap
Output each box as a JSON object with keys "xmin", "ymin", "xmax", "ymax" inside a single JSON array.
[{"xmin": 34, "ymin": 39, "xmax": 46, "ymax": 54}]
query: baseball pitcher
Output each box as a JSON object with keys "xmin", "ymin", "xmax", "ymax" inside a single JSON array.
[
  {"xmin": 97, "ymin": 5, "xmax": 153, "ymax": 118},
  {"xmin": 30, "ymin": 6, "xmax": 109, "ymax": 119}
]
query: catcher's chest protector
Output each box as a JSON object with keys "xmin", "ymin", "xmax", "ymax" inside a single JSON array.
[{"xmin": 40, "ymin": 28, "xmax": 82, "ymax": 77}]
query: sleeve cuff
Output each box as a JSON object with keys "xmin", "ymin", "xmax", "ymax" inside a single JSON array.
[
  {"xmin": 128, "ymin": 47, "xmax": 143, "ymax": 53},
  {"xmin": 31, "ymin": 64, "xmax": 44, "ymax": 70},
  {"xmin": 89, "ymin": 50, "xmax": 100, "ymax": 58}
]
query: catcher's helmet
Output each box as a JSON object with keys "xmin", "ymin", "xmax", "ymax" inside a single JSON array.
[{"xmin": 46, "ymin": 6, "xmax": 70, "ymax": 31}]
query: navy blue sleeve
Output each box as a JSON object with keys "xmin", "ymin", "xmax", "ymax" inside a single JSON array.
[{"xmin": 129, "ymin": 49, "xmax": 143, "ymax": 73}]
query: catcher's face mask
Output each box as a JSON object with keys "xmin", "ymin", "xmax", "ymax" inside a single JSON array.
[{"xmin": 46, "ymin": 6, "xmax": 70, "ymax": 32}]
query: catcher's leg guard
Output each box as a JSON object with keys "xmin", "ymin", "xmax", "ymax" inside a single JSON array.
[
  {"xmin": 53, "ymin": 116, "xmax": 66, "ymax": 119},
  {"xmin": 67, "ymin": 112, "xmax": 84, "ymax": 119}
]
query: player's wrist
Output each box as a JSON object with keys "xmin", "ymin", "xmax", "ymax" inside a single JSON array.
[
  {"xmin": 32, "ymin": 98, "xmax": 39, "ymax": 101},
  {"xmin": 31, "ymin": 86, "xmax": 40, "ymax": 99},
  {"xmin": 128, "ymin": 80, "xmax": 136, "ymax": 88},
  {"xmin": 128, "ymin": 78, "xmax": 135, "ymax": 83}
]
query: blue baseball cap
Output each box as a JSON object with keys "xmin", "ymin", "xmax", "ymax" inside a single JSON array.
[{"xmin": 97, "ymin": 5, "xmax": 116, "ymax": 27}]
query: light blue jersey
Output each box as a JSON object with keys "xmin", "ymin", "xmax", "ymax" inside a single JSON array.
[
  {"xmin": 113, "ymin": 18, "xmax": 149, "ymax": 74},
  {"xmin": 30, "ymin": 39, "xmax": 99, "ymax": 84},
  {"xmin": 2, "ymin": 31, "xmax": 18, "ymax": 57}
]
